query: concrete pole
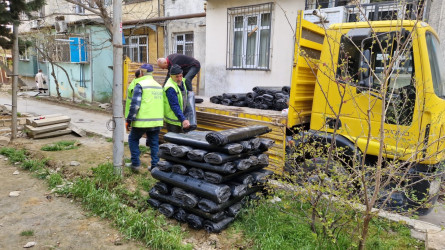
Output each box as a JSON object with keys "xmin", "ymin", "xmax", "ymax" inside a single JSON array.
[
  {"xmin": 112, "ymin": 0, "xmax": 124, "ymax": 175},
  {"xmin": 11, "ymin": 23, "xmax": 19, "ymax": 140}
]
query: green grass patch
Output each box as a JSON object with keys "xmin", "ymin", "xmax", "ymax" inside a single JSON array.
[
  {"xmin": 0, "ymin": 147, "xmax": 27, "ymax": 163},
  {"xmin": 41, "ymin": 140, "xmax": 78, "ymax": 151},
  {"xmin": 139, "ymin": 145, "xmax": 150, "ymax": 155},
  {"xmin": 48, "ymin": 173, "xmax": 63, "ymax": 188},
  {"xmin": 106, "ymin": 138, "xmax": 113, "ymax": 143},
  {"xmin": 57, "ymin": 163, "xmax": 189, "ymax": 249},
  {"xmin": 20, "ymin": 230, "xmax": 34, "ymax": 236},
  {"xmin": 233, "ymin": 195, "xmax": 424, "ymax": 249}
]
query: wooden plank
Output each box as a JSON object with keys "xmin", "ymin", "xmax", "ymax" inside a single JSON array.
[
  {"xmin": 25, "ymin": 122, "xmax": 69, "ymax": 136},
  {"xmin": 26, "ymin": 114, "xmax": 64, "ymax": 126},
  {"xmin": 69, "ymin": 123, "xmax": 86, "ymax": 137},
  {"xmin": 32, "ymin": 128, "xmax": 72, "ymax": 139},
  {"xmin": 29, "ymin": 116, "xmax": 71, "ymax": 127}
]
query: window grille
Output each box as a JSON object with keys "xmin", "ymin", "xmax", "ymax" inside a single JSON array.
[
  {"xmin": 123, "ymin": 35, "xmax": 148, "ymax": 63},
  {"xmin": 19, "ymin": 47, "xmax": 30, "ymax": 61},
  {"xmin": 306, "ymin": 0, "xmax": 348, "ymax": 9},
  {"xmin": 173, "ymin": 33, "xmax": 194, "ymax": 57},
  {"xmin": 51, "ymin": 36, "xmax": 89, "ymax": 63},
  {"xmin": 227, "ymin": 3, "xmax": 272, "ymax": 70}
]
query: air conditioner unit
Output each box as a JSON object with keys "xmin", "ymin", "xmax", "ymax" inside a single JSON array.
[{"xmin": 55, "ymin": 20, "xmax": 67, "ymax": 33}]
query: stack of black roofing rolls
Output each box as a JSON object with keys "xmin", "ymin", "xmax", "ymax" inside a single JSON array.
[
  {"xmin": 148, "ymin": 126, "xmax": 275, "ymax": 233},
  {"xmin": 210, "ymin": 86, "xmax": 290, "ymax": 111}
]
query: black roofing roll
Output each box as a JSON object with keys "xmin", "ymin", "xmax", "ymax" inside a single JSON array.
[
  {"xmin": 172, "ymin": 164, "xmax": 188, "ymax": 175},
  {"xmin": 282, "ymin": 86, "xmax": 291, "ymax": 95},
  {"xmin": 159, "ymin": 152, "xmax": 236, "ymax": 174},
  {"xmin": 188, "ymin": 168, "xmax": 205, "ymax": 179},
  {"xmin": 246, "ymin": 92, "xmax": 258, "ymax": 103},
  {"xmin": 248, "ymin": 155, "xmax": 258, "ymax": 166},
  {"xmin": 159, "ymin": 203, "xmax": 176, "ymax": 218},
  {"xmin": 274, "ymin": 92, "xmax": 288, "ymax": 100},
  {"xmin": 156, "ymin": 160, "xmax": 174, "ymax": 172},
  {"xmin": 203, "ymin": 164, "xmax": 266, "ymax": 184},
  {"xmin": 221, "ymin": 99, "xmax": 232, "ymax": 106},
  {"xmin": 159, "ymin": 143, "xmax": 177, "ymax": 155},
  {"xmin": 233, "ymin": 174, "xmax": 254, "ymax": 186},
  {"xmin": 187, "ymin": 149, "xmax": 208, "ymax": 162},
  {"xmin": 147, "ymin": 198, "xmax": 162, "ymax": 208},
  {"xmin": 204, "ymin": 217, "xmax": 235, "ymax": 233},
  {"xmin": 230, "ymin": 93, "xmax": 247, "ymax": 102},
  {"xmin": 174, "ymin": 208, "xmax": 188, "ymax": 222},
  {"xmin": 226, "ymin": 202, "xmax": 243, "ymax": 217},
  {"xmin": 182, "ymin": 192, "xmax": 199, "ymax": 208},
  {"xmin": 250, "ymin": 137, "xmax": 261, "ymax": 150},
  {"xmin": 187, "ymin": 214, "xmax": 204, "ymax": 229},
  {"xmin": 240, "ymin": 141, "xmax": 252, "ymax": 152},
  {"xmin": 233, "ymin": 101, "xmax": 247, "ymax": 107},
  {"xmin": 234, "ymin": 158, "xmax": 252, "ymax": 171},
  {"xmin": 171, "ymin": 187, "xmax": 187, "ymax": 200},
  {"xmin": 210, "ymin": 96, "xmax": 221, "ymax": 104},
  {"xmin": 151, "ymin": 167, "xmax": 231, "ymax": 203},
  {"xmin": 205, "ymin": 125, "xmax": 271, "ymax": 146},
  {"xmin": 153, "ymin": 182, "xmax": 170, "ymax": 194},
  {"xmin": 171, "ymin": 145, "xmax": 193, "ymax": 158},
  {"xmin": 250, "ymin": 169, "xmax": 274, "ymax": 184},
  {"xmin": 149, "ymin": 188, "xmax": 227, "ymax": 222},
  {"xmin": 228, "ymin": 182, "xmax": 247, "ymax": 197},
  {"xmin": 254, "ymin": 95, "xmax": 264, "ymax": 104},
  {"xmin": 203, "ymin": 151, "xmax": 255, "ymax": 165},
  {"xmin": 259, "ymin": 138, "xmax": 275, "ymax": 151},
  {"xmin": 164, "ymin": 131, "xmax": 243, "ymax": 154},
  {"xmin": 257, "ymin": 154, "xmax": 269, "ymax": 165},
  {"xmin": 252, "ymin": 86, "xmax": 283, "ymax": 95},
  {"xmin": 197, "ymin": 185, "xmax": 263, "ymax": 213},
  {"xmin": 262, "ymin": 94, "xmax": 274, "ymax": 102}
]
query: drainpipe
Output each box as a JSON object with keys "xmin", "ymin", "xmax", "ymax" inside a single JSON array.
[{"xmin": 89, "ymin": 27, "xmax": 94, "ymax": 102}]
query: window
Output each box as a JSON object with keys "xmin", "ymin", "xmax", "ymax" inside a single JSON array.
[
  {"xmin": 19, "ymin": 47, "xmax": 30, "ymax": 61},
  {"xmin": 123, "ymin": 35, "xmax": 148, "ymax": 63},
  {"xmin": 227, "ymin": 3, "xmax": 272, "ymax": 70},
  {"xmin": 52, "ymin": 36, "xmax": 89, "ymax": 63},
  {"xmin": 173, "ymin": 33, "xmax": 194, "ymax": 57},
  {"xmin": 306, "ymin": 0, "xmax": 348, "ymax": 9},
  {"xmin": 426, "ymin": 32, "xmax": 445, "ymax": 99}
]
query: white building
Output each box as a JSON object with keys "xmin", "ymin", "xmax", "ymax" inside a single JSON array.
[{"xmin": 204, "ymin": 0, "xmax": 305, "ymax": 97}]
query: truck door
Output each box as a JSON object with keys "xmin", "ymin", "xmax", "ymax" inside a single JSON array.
[{"xmin": 333, "ymin": 29, "xmax": 422, "ymax": 160}]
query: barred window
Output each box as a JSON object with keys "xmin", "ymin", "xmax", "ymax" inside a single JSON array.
[
  {"xmin": 227, "ymin": 3, "xmax": 272, "ymax": 70},
  {"xmin": 52, "ymin": 36, "xmax": 89, "ymax": 63},
  {"xmin": 123, "ymin": 35, "xmax": 148, "ymax": 63},
  {"xmin": 173, "ymin": 33, "xmax": 194, "ymax": 57}
]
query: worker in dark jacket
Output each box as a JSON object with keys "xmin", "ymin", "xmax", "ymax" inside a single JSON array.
[
  {"xmin": 163, "ymin": 64, "xmax": 190, "ymax": 133},
  {"xmin": 157, "ymin": 54, "xmax": 200, "ymax": 92}
]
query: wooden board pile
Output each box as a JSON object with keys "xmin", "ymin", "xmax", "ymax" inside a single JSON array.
[
  {"xmin": 148, "ymin": 126, "xmax": 275, "ymax": 233},
  {"xmin": 209, "ymin": 86, "xmax": 290, "ymax": 111},
  {"xmin": 25, "ymin": 114, "xmax": 72, "ymax": 139}
]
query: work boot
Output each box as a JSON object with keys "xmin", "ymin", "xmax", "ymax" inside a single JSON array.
[{"xmin": 125, "ymin": 162, "xmax": 140, "ymax": 173}]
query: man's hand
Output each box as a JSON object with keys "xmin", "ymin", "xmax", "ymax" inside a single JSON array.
[
  {"xmin": 125, "ymin": 121, "xmax": 131, "ymax": 131},
  {"xmin": 182, "ymin": 120, "xmax": 190, "ymax": 129}
]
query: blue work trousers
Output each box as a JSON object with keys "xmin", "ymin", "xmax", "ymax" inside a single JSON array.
[{"xmin": 128, "ymin": 127, "xmax": 160, "ymax": 167}]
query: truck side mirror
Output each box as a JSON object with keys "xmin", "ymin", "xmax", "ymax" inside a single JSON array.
[{"xmin": 358, "ymin": 49, "xmax": 372, "ymax": 88}]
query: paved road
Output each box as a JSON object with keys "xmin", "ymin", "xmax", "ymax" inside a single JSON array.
[{"xmin": 0, "ymin": 93, "xmax": 114, "ymax": 139}]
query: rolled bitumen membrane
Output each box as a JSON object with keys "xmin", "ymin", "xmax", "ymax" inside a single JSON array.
[
  {"xmin": 197, "ymin": 185, "xmax": 263, "ymax": 213},
  {"xmin": 159, "ymin": 203, "xmax": 175, "ymax": 218},
  {"xmin": 187, "ymin": 149, "xmax": 208, "ymax": 162},
  {"xmin": 151, "ymin": 167, "xmax": 231, "ymax": 203},
  {"xmin": 187, "ymin": 214, "xmax": 204, "ymax": 229},
  {"xmin": 159, "ymin": 152, "xmax": 236, "ymax": 174},
  {"xmin": 147, "ymin": 198, "xmax": 162, "ymax": 208},
  {"xmin": 234, "ymin": 158, "xmax": 252, "ymax": 171},
  {"xmin": 250, "ymin": 169, "xmax": 274, "ymax": 183},
  {"xmin": 248, "ymin": 155, "xmax": 258, "ymax": 166},
  {"xmin": 245, "ymin": 92, "xmax": 258, "ymax": 103},
  {"xmin": 230, "ymin": 93, "xmax": 247, "ymax": 102},
  {"xmin": 227, "ymin": 181, "xmax": 247, "ymax": 197},
  {"xmin": 202, "ymin": 164, "xmax": 266, "ymax": 184},
  {"xmin": 174, "ymin": 208, "xmax": 188, "ymax": 222},
  {"xmin": 203, "ymin": 149, "xmax": 265, "ymax": 165},
  {"xmin": 172, "ymin": 164, "xmax": 188, "ymax": 175},
  {"xmin": 204, "ymin": 217, "xmax": 235, "ymax": 233},
  {"xmin": 159, "ymin": 143, "xmax": 177, "ymax": 155},
  {"xmin": 164, "ymin": 131, "xmax": 244, "ymax": 154},
  {"xmin": 188, "ymin": 168, "xmax": 205, "ymax": 179},
  {"xmin": 149, "ymin": 188, "xmax": 226, "ymax": 222},
  {"xmin": 259, "ymin": 138, "xmax": 275, "ymax": 151},
  {"xmin": 205, "ymin": 125, "xmax": 271, "ymax": 146},
  {"xmin": 233, "ymin": 173, "xmax": 254, "ymax": 186},
  {"xmin": 226, "ymin": 202, "xmax": 243, "ymax": 217},
  {"xmin": 156, "ymin": 160, "xmax": 173, "ymax": 172},
  {"xmin": 153, "ymin": 182, "xmax": 170, "ymax": 194},
  {"xmin": 282, "ymin": 86, "xmax": 291, "ymax": 95},
  {"xmin": 252, "ymin": 86, "xmax": 283, "ymax": 95},
  {"xmin": 171, "ymin": 145, "xmax": 193, "ymax": 157}
]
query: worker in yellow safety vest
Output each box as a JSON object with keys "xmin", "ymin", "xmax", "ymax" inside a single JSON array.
[
  {"xmin": 163, "ymin": 64, "xmax": 190, "ymax": 133},
  {"xmin": 125, "ymin": 64, "xmax": 164, "ymax": 171}
]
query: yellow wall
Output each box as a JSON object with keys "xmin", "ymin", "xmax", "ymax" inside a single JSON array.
[{"xmin": 122, "ymin": 0, "xmax": 163, "ymax": 22}]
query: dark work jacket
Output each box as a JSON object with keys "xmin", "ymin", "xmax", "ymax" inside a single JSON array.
[{"xmin": 164, "ymin": 54, "xmax": 201, "ymax": 85}]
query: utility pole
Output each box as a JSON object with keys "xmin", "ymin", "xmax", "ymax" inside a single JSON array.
[
  {"xmin": 112, "ymin": 0, "xmax": 124, "ymax": 175},
  {"xmin": 11, "ymin": 23, "xmax": 19, "ymax": 140}
]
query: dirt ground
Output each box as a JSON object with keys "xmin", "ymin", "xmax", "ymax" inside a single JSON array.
[{"xmin": 0, "ymin": 134, "xmax": 246, "ymax": 249}]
